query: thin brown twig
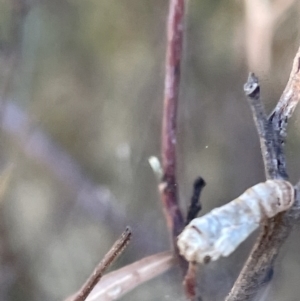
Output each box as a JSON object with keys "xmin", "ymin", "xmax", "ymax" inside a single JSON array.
[
  {"xmin": 68, "ymin": 227, "xmax": 132, "ymax": 301},
  {"xmin": 160, "ymin": 0, "xmax": 185, "ymax": 254},
  {"xmin": 226, "ymin": 46, "xmax": 300, "ymax": 301}
]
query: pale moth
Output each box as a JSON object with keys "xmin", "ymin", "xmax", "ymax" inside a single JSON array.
[{"xmin": 177, "ymin": 180, "xmax": 294, "ymax": 263}]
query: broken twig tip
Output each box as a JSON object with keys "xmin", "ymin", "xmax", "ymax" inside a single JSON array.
[
  {"xmin": 193, "ymin": 177, "xmax": 206, "ymax": 190},
  {"xmin": 244, "ymin": 72, "xmax": 260, "ymax": 99},
  {"xmin": 186, "ymin": 176, "xmax": 206, "ymax": 225},
  {"xmin": 125, "ymin": 226, "xmax": 132, "ymax": 234}
]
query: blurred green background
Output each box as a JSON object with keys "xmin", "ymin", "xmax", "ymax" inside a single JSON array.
[{"xmin": 0, "ymin": 0, "xmax": 300, "ymax": 300}]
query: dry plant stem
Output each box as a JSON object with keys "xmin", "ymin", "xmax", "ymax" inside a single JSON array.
[
  {"xmin": 267, "ymin": 47, "xmax": 300, "ymax": 180},
  {"xmin": 226, "ymin": 46, "xmax": 300, "ymax": 301},
  {"xmin": 70, "ymin": 227, "xmax": 132, "ymax": 301},
  {"xmin": 270, "ymin": 46, "xmax": 300, "ymax": 140},
  {"xmin": 244, "ymin": 73, "xmax": 279, "ymax": 179},
  {"xmin": 225, "ymin": 208, "xmax": 298, "ymax": 301},
  {"xmin": 161, "ymin": 0, "xmax": 185, "ymax": 248}
]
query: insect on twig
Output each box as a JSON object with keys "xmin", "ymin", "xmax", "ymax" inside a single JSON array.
[{"xmin": 178, "ymin": 180, "xmax": 294, "ymax": 263}]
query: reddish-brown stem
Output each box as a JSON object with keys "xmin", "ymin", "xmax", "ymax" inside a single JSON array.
[
  {"xmin": 183, "ymin": 262, "xmax": 198, "ymax": 300},
  {"xmin": 161, "ymin": 0, "xmax": 185, "ymax": 246},
  {"xmin": 161, "ymin": 0, "xmax": 191, "ymax": 296}
]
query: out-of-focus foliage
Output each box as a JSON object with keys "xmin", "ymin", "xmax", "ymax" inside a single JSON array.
[{"xmin": 0, "ymin": 1, "xmax": 300, "ymax": 301}]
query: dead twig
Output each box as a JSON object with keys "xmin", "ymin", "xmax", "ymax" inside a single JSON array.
[
  {"xmin": 269, "ymin": 47, "xmax": 300, "ymax": 140},
  {"xmin": 268, "ymin": 46, "xmax": 300, "ymax": 180},
  {"xmin": 226, "ymin": 46, "xmax": 300, "ymax": 301},
  {"xmin": 244, "ymin": 72, "xmax": 283, "ymax": 179},
  {"xmin": 160, "ymin": 0, "xmax": 185, "ymax": 256},
  {"xmin": 67, "ymin": 227, "xmax": 132, "ymax": 301},
  {"xmin": 186, "ymin": 177, "xmax": 206, "ymax": 225}
]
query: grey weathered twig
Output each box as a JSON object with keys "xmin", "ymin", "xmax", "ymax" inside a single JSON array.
[
  {"xmin": 226, "ymin": 46, "xmax": 300, "ymax": 301},
  {"xmin": 244, "ymin": 73, "xmax": 280, "ymax": 179},
  {"xmin": 269, "ymin": 47, "xmax": 300, "ymax": 139},
  {"xmin": 66, "ymin": 227, "xmax": 132, "ymax": 301}
]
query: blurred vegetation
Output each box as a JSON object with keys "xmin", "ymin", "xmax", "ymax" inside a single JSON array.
[{"xmin": 0, "ymin": 0, "xmax": 300, "ymax": 300}]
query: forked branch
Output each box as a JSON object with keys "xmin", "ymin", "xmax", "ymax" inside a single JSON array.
[{"xmin": 226, "ymin": 46, "xmax": 300, "ymax": 301}]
